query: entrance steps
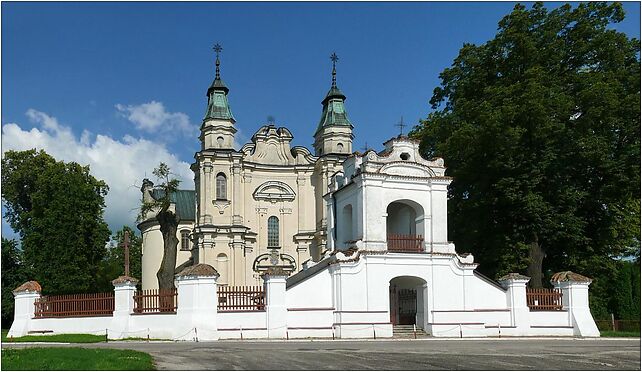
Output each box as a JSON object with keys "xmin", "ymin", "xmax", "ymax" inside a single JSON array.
[{"xmin": 393, "ymin": 325, "xmax": 430, "ymax": 339}]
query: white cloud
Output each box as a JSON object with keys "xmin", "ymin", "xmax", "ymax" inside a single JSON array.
[
  {"xmin": 2, "ymin": 110, "xmax": 195, "ymax": 234},
  {"xmin": 115, "ymin": 101, "xmax": 197, "ymax": 138}
]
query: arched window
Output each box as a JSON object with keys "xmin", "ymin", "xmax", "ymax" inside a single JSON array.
[
  {"xmin": 267, "ymin": 216, "xmax": 279, "ymax": 247},
  {"xmin": 217, "ymin": 253, "xmax": 228, "ymax": 285},
  {"xmin": 180, "ymin": 230, "xmax": 190, "ymax": 251},
  {"xmin": 216, "ymin": 173, "xmax": 227, "ymax": 200}
]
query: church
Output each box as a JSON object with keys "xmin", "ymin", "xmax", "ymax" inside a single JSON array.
[
  {"xmin": 139, "ymin": 49, "xmax": 361, "ymax": 289},
  {"xmin": 9, "ymin": 47, "xmax": 601, "ymax": 339}
]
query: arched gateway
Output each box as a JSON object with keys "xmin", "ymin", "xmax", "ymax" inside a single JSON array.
[{"xmin": 389, "ymin": 276, "xmax": 427, "ymax": 327}]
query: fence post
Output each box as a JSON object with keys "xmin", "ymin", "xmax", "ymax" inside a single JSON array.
[
  {"xmin": 110, "ymin": 275, "xmax": 138, "ymax": 340},
  {"xmin": 7, "ymin": 281, "xmax": 42, "ymax": 337},
  {"xmin": 611, "ymin": 313, "xmax": 615, "ymax": 332},
  {"xmin": 262, "ymin": 268, "xmax": 288, "ymax": 339},
  {"xmin": 498, "ymin": 273, "xmax": 531, "ymax": 336},
  {"xmin": 551, "ymin": 271, "xmax": 599, "ymax": 337},
  {"xmin": 175, "ymin": 264, "xmax": 220, "ymax": 341}
]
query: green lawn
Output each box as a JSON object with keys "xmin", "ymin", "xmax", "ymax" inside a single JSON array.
[
  {"xmin": 2, "ymin": 331, "xmax": 106, "ymax": 343},
  {"xmin": 2, "ymin": 347, "xmax": 155, "ymax": 370},
  {"xmin": 600, "ymin": 330, "xmax": 641, "ymax": 337}
]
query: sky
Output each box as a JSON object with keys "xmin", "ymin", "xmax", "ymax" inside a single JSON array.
[{"xmin": 2, "ymin": 1, "xmax": 640, "ymax": 238}]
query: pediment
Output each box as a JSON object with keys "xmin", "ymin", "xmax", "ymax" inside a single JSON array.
[
  {"xmin": 379, "ymin": 162, "xmax": 436, "ymax": 178},
  {"xmin": 253, "ymin": 181, "xmax": 296, "ymax": 202}
]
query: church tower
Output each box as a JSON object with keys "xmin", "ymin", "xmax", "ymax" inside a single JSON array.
[
  {"xmin": 313, "ymin": 53, "xmax": 354, "ymax": 156},
  {"xmin": 200, "ymin": 44, "xmax": 236, "ymax": 150}
]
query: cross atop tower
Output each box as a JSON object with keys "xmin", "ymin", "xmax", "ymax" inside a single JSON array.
[
  {"xmin": 330, "ymin": 52, "xmax": 339, "ymax": 88},
  {"xmin": 395, "ymin": 116, "xmax": 406, "ymax": 137},
  {"xmin": 213, "ymin": 43, "xmax": 223, "ymax": 79},
  {"xmin": 361, "ymin": 142, "xmax": 370, "ymax": 152}
]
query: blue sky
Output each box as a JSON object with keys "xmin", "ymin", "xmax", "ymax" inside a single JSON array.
[{"xmin": 2, "ymin": 2, "xmax": 640, "ymax": 237}]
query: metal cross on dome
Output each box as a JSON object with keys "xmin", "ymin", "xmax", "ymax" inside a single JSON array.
[
  {"xmin": 396, "ymin": 116, "xmax": 406, "ymax": 137},
  {"xmin": 330, "ymin": 52, "xmax": 339, "ymax": 64},
  {"xmin": 213, "ymin": 43, "xmax": 223, "ymax": 56}
]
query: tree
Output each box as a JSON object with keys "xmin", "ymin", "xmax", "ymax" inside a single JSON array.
[
  {"xmin": 95, "ymin": 226, "xmax": 143, "ymax": 292},
  {"xmin": 138, "ymin": 163, "xmax": 180, "ymax": 290},
  {"xmin": 412, "ymin": 2, "xmax": 640, "ymax": 287},
  {"xmin": 2, "ymin": 149, "xmax": 112, "ymax": 294},
  {"xmin": 1, "ymin": 238, "xmax": 30, "ymax": 328}
]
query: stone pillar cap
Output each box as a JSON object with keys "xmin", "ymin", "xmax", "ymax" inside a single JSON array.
[
  {"xmin": 13, "ymin": 281, "xmax": 41, "ymax": 294},
  {"xmin": 175, "ymin": 263, "xmax": 219, "ymax": 278},
  {"xmin": 261, "ymin": 266, "xmax": 291, "ymax": 278},
  {"xmin": 498, "ymin": 273, "xmax": 531, "ymax": 281},
  {"xmin": 112, "ymin": 275, "xmax": 140, "ymax": 286},
  {"xmin": 551, "ymin": 271, "xmax": 592, "ymax": 284}
]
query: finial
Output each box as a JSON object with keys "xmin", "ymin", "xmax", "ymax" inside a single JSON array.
[
  {"xmin": 213, "ymin": 43, "xmax": 223, "ymax": 79},
  {"xmin": 395, "ymin": 116, "xmax": 406, "ymax": 137},
  {"xmin": 361, "ymin": 142, "xmax": 370, "ymax": 152},
  {"xmin": 330, "ymin": 52, "xmax": 339, "ymax": 88},
  {"xmin": 267, "ymin": 115, "xmax": 275, "ymax": 125}
]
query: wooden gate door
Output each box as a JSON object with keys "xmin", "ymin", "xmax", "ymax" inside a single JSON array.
[
  {"xmin": 389, "ymin": 285, "xmax": 398, "ymax": 325},
  {"xmin": 398, "ymin": 289, "xmax": 417, "ymax": 325}
]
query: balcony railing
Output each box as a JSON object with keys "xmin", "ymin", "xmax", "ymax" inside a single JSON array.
[{"xmin": 387, "ymin": 234, "xmax": 424, "ymax": 253}]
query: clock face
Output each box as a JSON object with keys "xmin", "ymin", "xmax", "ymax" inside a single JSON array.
[{"xmin": 332, "ymin": 101, "xmax": 344, "ymax": 114}]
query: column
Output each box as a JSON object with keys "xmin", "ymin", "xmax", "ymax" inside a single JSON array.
[
  {"xmin": 175, "ymin": 264, "xmax": 220, "ymax": 341},
  {"xmin": 262, "ymin": 269, "xmax": 288, "ymax": 338},
  {"xmin": 498, "ymin": 273, "xmax": 531, "ymax": 335},
  {"xmin": 109, "ymin": 276, "xmax": 138, "ymax": 339},
  {"xmin": 552, "ymin": 271, "xmax": 600, "ymax": 337},
  {"xmin": 7, "ymin": 281, "xmax": 41, "ymax": 337}
]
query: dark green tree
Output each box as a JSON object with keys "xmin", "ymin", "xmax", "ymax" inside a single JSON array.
[
  {"xmin": 1, "ymin": 238, "xmax": 30, "ymax": 328},
  {"xmin": 138, "ymin": 163, "xmax": 180, "ymax": 290},
  {"xmin": 2, "ymin": 149, "xmax": 111, "ymax": 294},
  {"xmin": 413, "ymin": 2, "xmax": 640, "ymax": 288}
]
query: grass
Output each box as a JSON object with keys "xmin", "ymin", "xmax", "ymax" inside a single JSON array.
[
  {"xmin": 2, "ymin": 347, "xmax": 155, "ymax": 370},
  {"xmin": 600, "ymin": 330, "xmax": 641, "ymax": 337},
  {"xmin": 2, "ymin": 332, "xmax": 106, "ymax": 343}
]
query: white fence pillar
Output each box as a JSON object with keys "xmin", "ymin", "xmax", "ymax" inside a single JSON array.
[
  {"xmin": 109, "ymin": 276, "xmax": 138, "ymax": 340},
  {"xmin": 552, "ymin": 271, "xmax": 600, "ymax": 337},
  {"xmin": 7, "ymin": 281, "xmax": 42, "ymax": 337},
  {"xmin": 175, "ymin": 264, "xmax": 220, "ymax": 341},
  {"xmin": 498, "ymin": 273, "xmax": 531, "ymax": 335},
  {"xmin": 263, "ymin": 269, "xmax": 288, "ymax": 339}
]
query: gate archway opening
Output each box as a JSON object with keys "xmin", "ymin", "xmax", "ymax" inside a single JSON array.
[{"xmin": 389, "ymin": 276, "xmax": 427, "ymax": 329}]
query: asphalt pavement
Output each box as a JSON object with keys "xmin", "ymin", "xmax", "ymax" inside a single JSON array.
[{"xmin": 3, "ymin": 338, "xmax": 640, "ymax": 370}]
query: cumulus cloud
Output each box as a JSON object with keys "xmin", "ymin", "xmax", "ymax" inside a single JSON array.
[
  {"xmin": 2, "ymin": 110, "xmax": 195, "ymax": 233},
  {"xmin": 115, "ymin": 101, "xmax": 197, "ymax": 138}
]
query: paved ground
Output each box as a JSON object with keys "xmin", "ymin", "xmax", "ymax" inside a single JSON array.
[{"xmin": 3, "ymin": 338, "xmax": 640, "ymax": 370}]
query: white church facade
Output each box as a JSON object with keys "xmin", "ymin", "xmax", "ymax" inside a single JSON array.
[
  {"xmin": 8, "ymin": 50, "xmax": 601, "ymax": 340},
  {"xmin": 139, "ymin": 50, "xmax": 355, "ymax": 289}
]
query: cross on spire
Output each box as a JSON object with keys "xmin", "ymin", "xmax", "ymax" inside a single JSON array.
[
  {"xmin": 361, "ymin": 142, "xmax": 370, "ymax": 152},
  {"xmin": 267, "ymin": 115, "xmax": 275, "ymax": 125},
  {"xmin": 395, "ymin": 116, "xmax": 406, "ymax": 137},
  {"xmin": 213, "ymin": 43, "xmax": 223, "ymax": 79},
  {"xmin": 330, "ymin": 52, "xmax": 339, "ymax": 88}
]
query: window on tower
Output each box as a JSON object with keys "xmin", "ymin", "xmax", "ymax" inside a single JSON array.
[
  {"xmin": 268, "ymin": 216, "xmax": 279, "ymax": 248},
  {"xmin": 180, "ymin": 230, "xmax": 191, "ymax": 251},
  {"xmin": 216, "ymin": 173, "xmax": 227, "ymax": 200}
]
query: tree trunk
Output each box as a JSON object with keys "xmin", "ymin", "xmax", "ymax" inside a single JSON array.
[
  {"xmin": 526, "ymin": 232, "xmax": 545, "ymax": 288},
  {"xmin": 156, "ymin": 210, "xmax": 179, "ymax": 290}
]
